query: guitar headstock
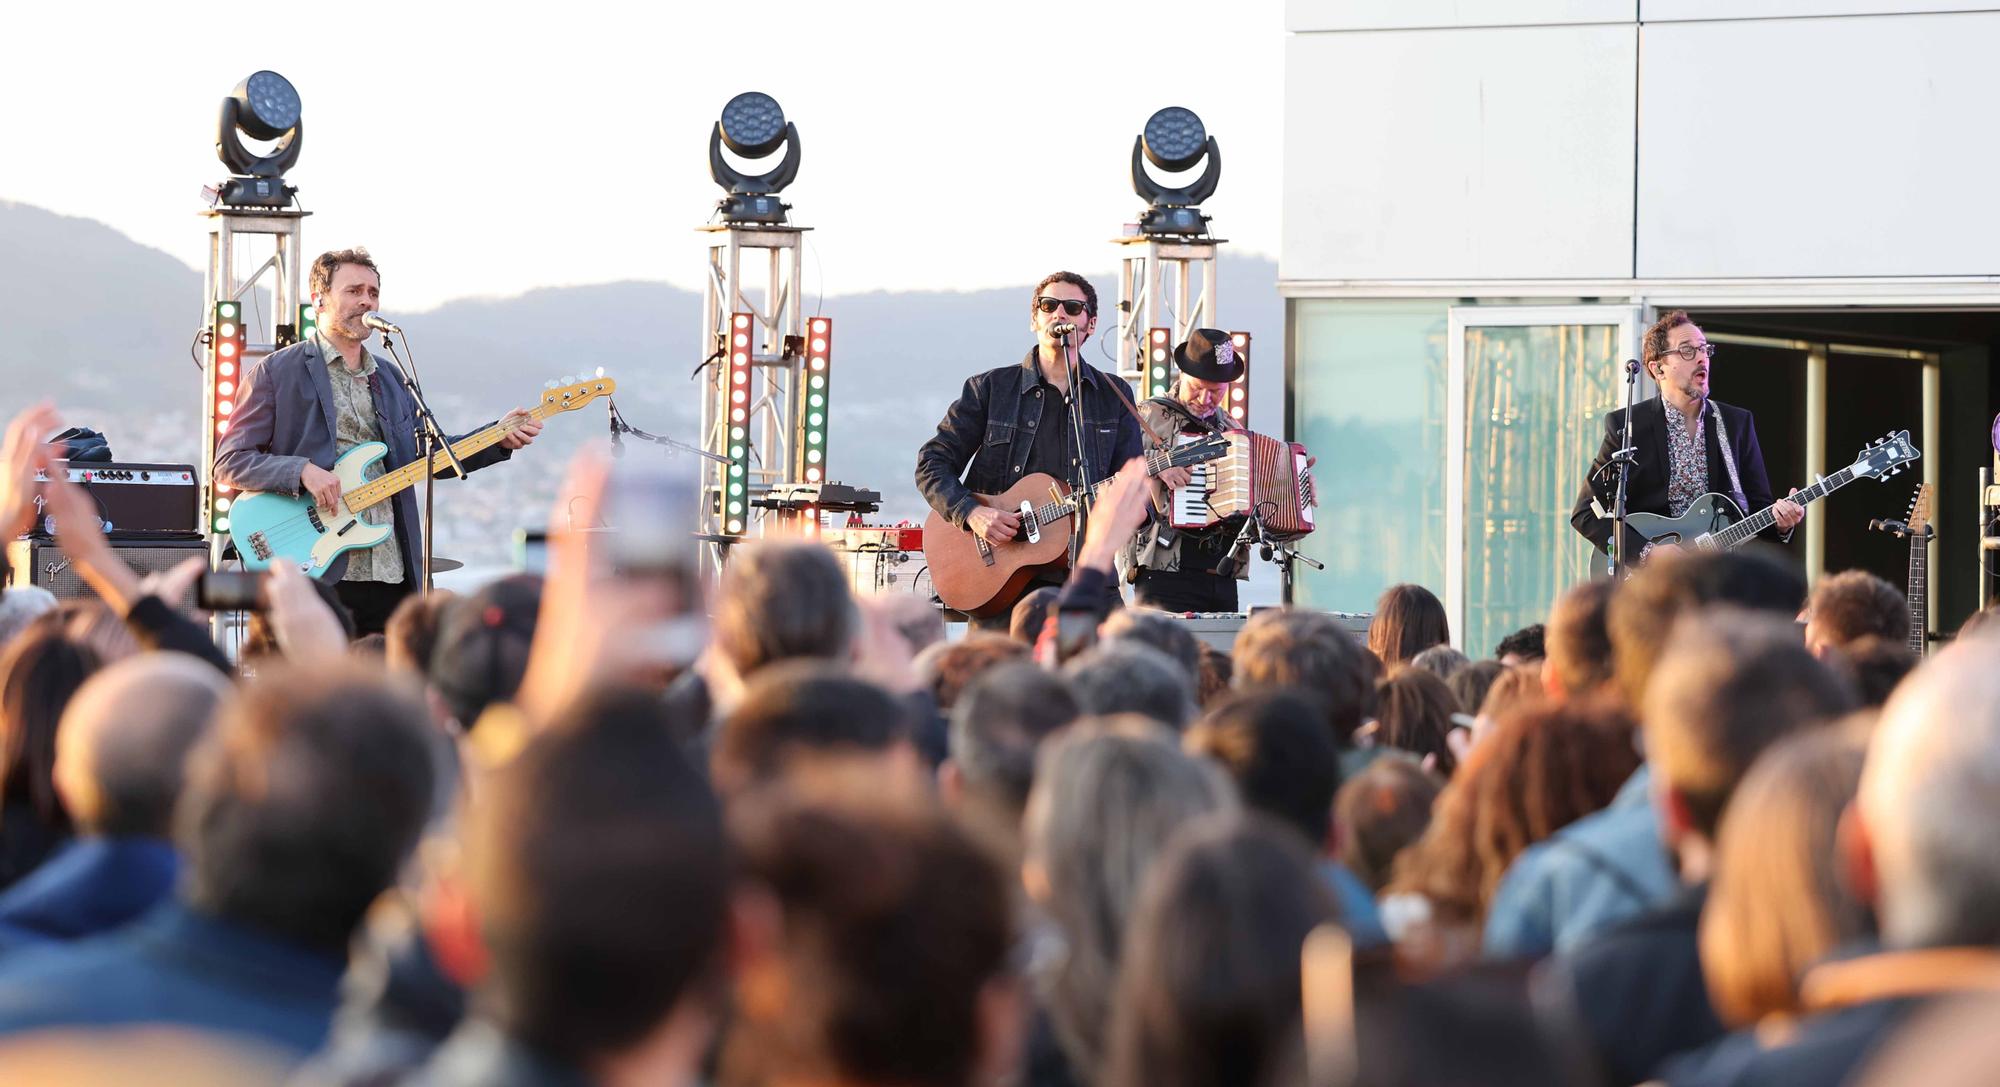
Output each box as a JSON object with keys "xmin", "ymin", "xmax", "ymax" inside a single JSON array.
[
  {"xmin": 540, "ymin": 375, "xmax": 617, "ymax": 413},
  {"xmin": 1852, "ymin": 429, "xmax": 1920, "ymax": 480},
  {"xmin": 1173, "ymin": 432, "xmax": 1231, "ymax": 467},
  {"xmin": 1908, "ymin": 482, "xmax": 1934, "ymax": 536}
]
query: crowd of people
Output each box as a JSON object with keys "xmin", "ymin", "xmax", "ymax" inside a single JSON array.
[{"xmin": 1, "ymin": 398, "xmax": 1999, "ymax": 1087}]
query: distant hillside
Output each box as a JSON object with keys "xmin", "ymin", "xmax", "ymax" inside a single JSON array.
[{"xmin": 0, "ymin": 200, "xmax": 1285, "ymax": 572}]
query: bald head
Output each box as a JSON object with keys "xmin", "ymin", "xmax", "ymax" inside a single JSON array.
[
  {"xmin": 55, "ymin": 654, "xmax": 231, "ymax": 837},
  {"xmin": 1859, "ymin": 632, "xmax": 2000, "ymax": 949}
]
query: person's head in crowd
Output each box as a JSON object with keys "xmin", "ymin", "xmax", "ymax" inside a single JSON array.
[
  {"xmin": 1388, "ymin": 700, "xmax": 1640, "ymax": 942},
  {"xmin": 1104, "ymin": 813, "xmax": 1340, "ymax": 1087},
  {"xmin": 1334, "ymin": 755, "xmax": 1443, "ymax": 894},
  {"xmin": 1700, "ymin": 723, "xmax": 1872, "ymax": 1028},
  {"xmin": 1100, "ymin": 608, "xmax": 1201, "ymax": 678},
  {"xmin": 1410, "ymin": 644, "xmax": 1470, "ymax": 683},
  {"xmin": 1233, "ymin": 608, "xmax": 1378, "ymax": 747},
  {"xmin": 1851, "ymin": 630, "xmax": 2000, "ymax": 951},
  {"xmin": 38, "ymin": 599, "xmax": 139, "ymax": 664},
  {"xmin": 1023, "ymin": 717, "xmax": 1237, "ymax": 1080},
  {"xmin": 0, "ymin": 586, "xmax": 56, "ymax": 649},
  {"xmin": 242, "ymin": 580, "xmax": 356, "ymax": 661},
  {"xmin": 712, "ymin": 539, "xmax": 857, "ymax": 681},
  {"xmin": 942, "ymin": 661, "xmax": 1078, "ymax": 832},
  {"xmin": 874, "ymin": 593, "xmax": 946, "ymax": 654},
  {"xmin": 1185, "ymin": 689, "xmax": 1343, "ymax": 850},
  {"xmin": 1829, "ymin": 636, "xmax": 1918, "ymax": 708},
  {"xmin": 428, "ymin": 575, "xmax": 541, "ymax": 731},
  {"xmin": 53, "ymin": 654, "xmax": 230, "ymax": 839},
  {"xmin": 349, "ymin": 633, "xmax": 387, "ymax": 659},
  {"xmin": 383, "ymin": 587, "xmax": 457, "ymax": 675},
  {"xmin": 919, "ymin": 632, "xmax": 1029, "ymax": 714},
  {"xmin": 1372, "ymin": 666, "xmax": 1461, "ymax": 775},
  {"xmin": 1063, "ymin": 641, "xmax": 1198, "ymax": 732},
  {"xmin": 1803, "ymin": 569, "xmax": 1907, "ymax": 659},
  {"xmin": 0, "ymin": 627, "xmax": 101, "ymax": 840},
  {"xmin": 1609, "ymin": 547, "xmax": 1807, "ymax": 708},
  {"xmin": 723, "ymin": 784, "xmax": 1017, "ymax": 1087},
  {"xmin": 1494, "ymin": 624, "xmax": 1546, "ymax": 666},
  {"xmin": 1545, "ymin": 577, "xmax": 1616, "ymax": 699},
  {"xmin": 713, "ymin": 661, "xmax": 917, "ymax": 797},
  {"xmin": 179, "ymin": 660, "xmax": 434, "ymax": 953},
  {"xmin": 1367, "ymin": 584, "xmax": 1450, "ymax": 668},
  {"xmin": 1644, "ymin": 609, "xmax": 1857, "ymax": 883},
  {"xmin": 1009, "ymin": 586, "xmax": 1063, "ymax": 645},
  {"xmin": 1195, "ymin": 644, "xmax": 1232, "ymax": 709},
  {"xmin": 1446, "ymin": 659, "xmax": 1507, "ymax": 724},
  {"xmin": 1476, "ymin": 665, "xmax": 1548, "ymax": 729},
  {"xmin": 458, "ymin": 684, "xmax": 727, "ymax": 1080}
]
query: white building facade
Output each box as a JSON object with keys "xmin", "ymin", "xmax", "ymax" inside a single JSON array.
[{"xmin": 1283, "ymin": 0, "xmax": 2000, "ymax": 654}]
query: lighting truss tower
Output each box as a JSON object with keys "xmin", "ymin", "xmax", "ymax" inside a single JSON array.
[
  {"xmin": 201, "ymin": 204, "xmax": 309, "ymax": 565},
  {"xmin": 1115, "ymin": 233, "xmax": 1227, "ymax": 402},
  {"xmin": 696, "ymin": 220, "xmax": 814, "ymax": 579}
]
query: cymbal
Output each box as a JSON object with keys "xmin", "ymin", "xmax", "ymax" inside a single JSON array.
[
  {"xmin": 427, "ymin": 557, "xmax": 465, "ymax": 573},
  {"xmin": 694, "ymin": 533, "xmax": 743, "ymax": 545}
]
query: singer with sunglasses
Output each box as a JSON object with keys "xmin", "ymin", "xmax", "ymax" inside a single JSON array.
[
  {"xmin": 915, "ymin": 271, "xmax": 1144, "ymax": 626},
  {"xmin": 214, "ymin": 247, "xmax": 541, "ymax": 636},
  {"xmin": 1571, "ymin": 309, "xmax": 1802, "ymax": 561}
]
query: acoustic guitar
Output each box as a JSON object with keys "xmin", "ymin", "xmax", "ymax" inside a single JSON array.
[{"xmin": 924, "ymin": 435, "xmax": 1228, "ymax": 617}]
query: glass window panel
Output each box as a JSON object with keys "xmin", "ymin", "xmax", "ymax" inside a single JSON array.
[
  {"xmin": 1291, "ymin": 300, "xmax": 1450, "ymax": 612},
  {"xmin": 1460, "ymin": 323, "xmax": 1623, "ymax": 657}
]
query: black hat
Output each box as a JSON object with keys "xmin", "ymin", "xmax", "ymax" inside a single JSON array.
[{"xmin": 1172, "ymin": 329, "xmax": 1244, "ymax": 383}]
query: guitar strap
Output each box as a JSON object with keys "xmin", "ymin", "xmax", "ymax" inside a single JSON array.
[{"xmin": 1706, "ymin": 400, "xmax": 1748, "ymax": 512}]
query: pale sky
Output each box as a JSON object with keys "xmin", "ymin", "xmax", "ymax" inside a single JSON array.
[{"xmin": 2, "ymin": 1, "xmax": 1286, "ymax": 311}]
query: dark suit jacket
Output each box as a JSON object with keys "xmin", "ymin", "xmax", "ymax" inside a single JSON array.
[
  {"xmin": 213, "ymin": 339, "xmax": 511, "ymax": 583},
  {"xmin": 1570, "ymin": 397, "xmax": 1780, "ymax": 557}
]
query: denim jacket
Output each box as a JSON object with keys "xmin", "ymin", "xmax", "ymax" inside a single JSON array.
[{"xmin": 916, "ymin": 349, "xmax": 1144, "ymax": 528}]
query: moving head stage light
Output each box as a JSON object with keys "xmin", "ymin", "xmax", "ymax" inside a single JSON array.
[
  {"xmin": 1131, "ymin": 106, "xmax": 1221, "ymax": 237},
  {"xmin": 214, "ymin": 70, "xmax": 303, "ymax": 208},
  {"xmin": 709, "ymin": 91, "xmax": 801, "ymax": 224}
]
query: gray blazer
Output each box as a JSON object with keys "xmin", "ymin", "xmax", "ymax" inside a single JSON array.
[{"xmin": 213, "ymin": 339, "xmax": 511, "ymax": 583}]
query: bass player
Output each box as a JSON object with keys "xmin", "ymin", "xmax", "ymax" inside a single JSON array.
[{"xmin": 214, "ymin": 247, "xmax": 541, "ymax": 635}]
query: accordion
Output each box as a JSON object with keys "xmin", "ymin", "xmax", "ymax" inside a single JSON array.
[{"xmin": 1169, "ymin": 429, "xmax": 1316, "ymax": 540}]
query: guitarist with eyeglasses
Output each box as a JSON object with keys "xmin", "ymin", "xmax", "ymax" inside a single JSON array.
[
  {"xmin": 1571, "ymin": 310, "xmax": 1803, "ymax": 566},
  {"xmin": 214, "ymin": 248, "xmax": 542, "ymax": 635},
  {"xmin": 915, "ymin": 272, "xmax": 1144, "ymax": 627}
]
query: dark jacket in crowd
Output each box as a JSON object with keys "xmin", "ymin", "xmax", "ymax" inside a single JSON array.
[
  {"xmin": 0, "ymin": 900, "xmax": 346, "ymax": 1058},
  {"xmin": 0, "ymin": 802, "xmax": 65, "ymax": 896},
  {"xmin": 1545, "ymin": 882, "xmax": 1723, "ymax": 1086},
  {"xmin": 916, "ymin": 349, "xmax": 1144, "ymax": 529},
  {"xmin": 0, "ymin": 836, "xmax": 178, "ymax": 953},
  {"xmin": 1570, "ymin": 396, "xmax": 1782, "ymax": 557}
]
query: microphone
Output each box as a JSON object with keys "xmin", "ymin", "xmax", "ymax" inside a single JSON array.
[
  {"xmin": 362, "ymin": 312, "xmax": 403, "ymax": 335},
  {"xmin": 1625, "ymin": 358, "xmax": 1641, "ymax": 376},
  {"xmin": 1050, "ymin": 322, "xmax": 1077, "ymax": 337},
  {"xmin": 1214, "ymin": 514, "xmax": 1260, "ymax": 578}
]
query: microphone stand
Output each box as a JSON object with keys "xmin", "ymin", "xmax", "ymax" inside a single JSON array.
[
  {"xmin": 379, "ymin": 333, "xmax": 466, "ymax": 595},
  {"xmin": 1603, "ymin": 359, "xmax": 1643, "ymax": 576},
  {"xmin": 606, "ymin": 399, "xmax": 730, "ymax": 464},
  {"xmin": 1058, "ymin": 329, "xmax": 1096, "ymax": 569}
]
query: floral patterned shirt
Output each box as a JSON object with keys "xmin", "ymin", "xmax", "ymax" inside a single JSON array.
[
  {"xmin": 1662, "ymin": 398, "xmax": 1708, "ymax": 518},
  {"xmin": 319, "ymin": 332, "xmax": 404, "ymax": 584}
]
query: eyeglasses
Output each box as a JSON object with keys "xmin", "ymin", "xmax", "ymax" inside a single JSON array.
[
  {"xmin": 1664, "ymin": 342, "xmax": 1718, "ymax": 363},
  {"xmin": 1036, "ymin": 297, "xmax": 1088, "ymax": 317}
]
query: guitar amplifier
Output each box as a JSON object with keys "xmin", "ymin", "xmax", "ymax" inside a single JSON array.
[
  {"xmin": 34, "ymin": 462, "xmax": 201, "ymax": 538},
  {"xmin": 6, "ymin": 537, "xmax": 210, "ymax": 606}
]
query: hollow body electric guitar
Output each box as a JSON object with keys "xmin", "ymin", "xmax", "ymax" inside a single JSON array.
[
  {"xmin": 924, "ymin": 434, "xmax": 1230, "ymax": 617},
  {"xmin": 229, "ymin": 377, "xmax": 616, "ymax": 578},
  {"xmin": 1588, "ymin": 429, "xmax": 1920, "ymax": 579}
]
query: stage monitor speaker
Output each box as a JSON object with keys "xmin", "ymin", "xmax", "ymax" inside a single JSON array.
[{"xmin": 6, "ymin": 537, "xmax": 209, "ymax": 608}]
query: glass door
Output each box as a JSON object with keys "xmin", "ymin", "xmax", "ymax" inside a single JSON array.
[{"xmin": 1446, "ymin": 305, "xmax": 1646, "ymax": 656}]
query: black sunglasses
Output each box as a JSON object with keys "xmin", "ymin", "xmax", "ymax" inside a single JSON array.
[{"xmin": 1036, "ymin": 297, "xmax": 1088, "ymax": 317}]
